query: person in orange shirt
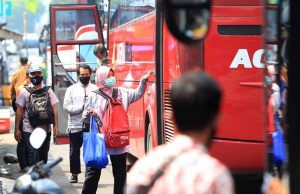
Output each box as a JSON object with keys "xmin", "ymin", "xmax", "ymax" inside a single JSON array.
[
  {"xmin": 10, "ymin": 56, "xmax": 29, "ymax": 111},
  {"xmin": 16, "ymin": 71, "xmax": 31, "ymax": 96}
]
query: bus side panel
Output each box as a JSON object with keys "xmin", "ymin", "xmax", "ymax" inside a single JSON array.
[
  {"xmin": 162, "ymin": 23, "xmax": 204, "ymax": 84},
  {"xmin": 210, "ymin": 140, "xmax": 266, "ymax": 171},
  {"xmin": 204, "ymin": 6, "xmax": 265, "ymax": 171},
  {"xmin": 205, "ymin": 16, "xmax": 265, "ymax": 140},
  {"xmin": 162, "ymin": 21, "xmax": 205, "ymax": 142}
]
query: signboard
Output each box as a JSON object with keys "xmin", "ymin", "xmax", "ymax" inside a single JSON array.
[{"xmin": 0, "ymin": 0, "xmax": 12, "ymax": 17}]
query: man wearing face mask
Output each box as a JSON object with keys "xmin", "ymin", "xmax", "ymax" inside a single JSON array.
[
  {"xmin": 82, "ymin": 66, "xmax": 154, "ymax": 194},
  {"xmin": 63, "ymin": 64, "xmax": 97, "ymax": 183},
  {"xmin": 126, "ymin": 72, "xmax": 234, "ymax": 194},
  {"xmin": 15, "ymin": 64, "xmax": 59, "ymax": 166}
]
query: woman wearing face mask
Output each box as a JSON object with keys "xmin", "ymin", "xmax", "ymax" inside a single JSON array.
[{"xmin": 82, "ymin": 66, "xmax": 154, "ymax": 194}]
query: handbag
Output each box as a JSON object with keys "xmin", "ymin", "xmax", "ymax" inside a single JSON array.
[
  {"xmin": 83, "ymin": 116, "xmax": 109, "ymax": 169},
  {"xmin": 272, "ymin": 112, "xmax": 286, "ymax": 166}
]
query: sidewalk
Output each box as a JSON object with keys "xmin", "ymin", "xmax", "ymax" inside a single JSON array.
[
  {"xmin": 0, "ymin": 133, "xmax": 24, "ymax": 193},
  {"xmin": 0, "ymin": 112, "xmax": 113, "ymax": 194}
]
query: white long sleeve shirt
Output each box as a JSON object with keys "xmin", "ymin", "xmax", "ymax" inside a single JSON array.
[{"xmin": 63, "ymin": 82, "xmax": 97, "ymax": 132}]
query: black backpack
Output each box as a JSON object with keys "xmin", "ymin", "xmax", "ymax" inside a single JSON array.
[{"xmin": 25, "ymin": 86, "xmax": 54, "ymax": 128}]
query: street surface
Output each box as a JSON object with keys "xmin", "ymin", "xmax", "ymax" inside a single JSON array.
[
  {"xmin": 0, "ymin": 108, "xmax": 290, "ymax": 194},
  {"xmin": 0, "ymin": 110, "xmax": 114, "ymax": 194}
]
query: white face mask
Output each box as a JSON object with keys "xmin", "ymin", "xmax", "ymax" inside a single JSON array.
[{"xmin": 105, "ymin": 77, "xmax": 116, "ymax": 88}]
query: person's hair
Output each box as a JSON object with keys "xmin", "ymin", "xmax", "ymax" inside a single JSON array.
[
  {"xmin": 77, "ymin": 64, "xmax": 92, "ymax": 75},
  {"xmin": 170, "ymin": 72, "xmax": 222, "ymax": 133},
  {"xmin": 20, "ymin": 56, "xmax": 28, "ymax": 65},
  {"xmin": 93, "ymin": 44, "xmax": 107, "ymax": 56},
  {"xmin": 281, "ymin": 65, "xmax": 288, "ymax": 84},
  {"xmin": 109, "ymin": 68, "xmax": 115, "ymax": 75}
]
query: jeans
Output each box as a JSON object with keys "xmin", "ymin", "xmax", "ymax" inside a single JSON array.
[
  {"xmin": 82, "ymin": 153, "xmax": 127, "ymax": 194},
  {"xmin": 23, "ymin": 131, "xmax": 51, "ymax": 166},
  {"xmin": 38, "ymin": 132, "xmax": 51, "ymax": 163},
  {"xmin": 69, "ymin": 131, "xmax": 83, "ymax": 174},
  {"xmin": 17, "ymin": 136, "xmax": 28, "ymax": 169}
]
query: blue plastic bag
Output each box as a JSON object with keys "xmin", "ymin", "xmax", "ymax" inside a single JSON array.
[
  {"xmin": 83, "ymin": 116, "xmax": 109, "ymax": 168},
  {"xmin": 272, "ymin": 113, "xmax": 286, "ymax": 166}
]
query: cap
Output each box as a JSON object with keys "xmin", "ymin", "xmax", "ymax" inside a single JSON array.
[{"xmin": 28, "ymin": 64, "xmax": 42, "ymax": 74}]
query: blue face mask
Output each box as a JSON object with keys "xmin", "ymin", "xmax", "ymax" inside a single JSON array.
[
  {"xmin": 105, "ymin": 76, "xmax": 116, "ymax": 88},
  {"xmin": 265, "ymin": 76, "xmax": 273, "ymax": 87}
]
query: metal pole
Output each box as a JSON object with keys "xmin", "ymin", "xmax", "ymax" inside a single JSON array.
[
  {"xmin": 276, "ymin": 0, "xmax": 282, "ymax": 85},
  {"xmin": 23, "ymin": 11, "xmax": 28, "ymax": 57},
  {"xmin": 155, "ymin": 0, "xmax": 164, "ymax": 145},
  {"xmin": 288, "ymin": 0, "xmax": 300, "ymax": 193},
  {"xmin": 3, "ymin": 0, "xmax": 6, "ymax": 23}
]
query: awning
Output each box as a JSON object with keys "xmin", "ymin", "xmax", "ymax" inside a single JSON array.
[{"xmin": 0, "ymin": 28, "xmax": 23, "ymax": 42}]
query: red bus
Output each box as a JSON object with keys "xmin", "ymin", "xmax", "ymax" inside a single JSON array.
[{"xmin": 107, "ymin": 0, "xmax": 265, "ymax": 190}]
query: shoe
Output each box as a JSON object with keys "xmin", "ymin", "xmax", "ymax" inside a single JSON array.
[{"xmin": 70, "ymin": 174, "xmax": 78, "ymax": 183}]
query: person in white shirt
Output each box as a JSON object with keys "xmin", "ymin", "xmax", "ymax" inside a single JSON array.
[{"xmin": 63, "ymin": 64, "xmax": 97, "ymax": 183}]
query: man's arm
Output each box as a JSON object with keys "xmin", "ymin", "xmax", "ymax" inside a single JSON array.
[
  {"xmin": 14, "ymin": 104, "xmax": 24, "ymax": 142},
  {"xmin": 52, "ymin": 103, "xmax": 59, "ymax": 137},
  {"xmin": 47, "ymin": 88, "xmax": 59, "ymax": 136},
  {"xmin": 63, "ymin": 87, "xmax": 84, "ymax": 115}
]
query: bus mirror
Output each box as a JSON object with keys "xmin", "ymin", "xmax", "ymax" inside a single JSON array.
[{"xmin": 164, "ymin": 0, "xmax": 211, "ymax": 44}]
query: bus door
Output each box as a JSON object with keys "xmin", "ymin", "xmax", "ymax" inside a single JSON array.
[{"xmin": 50, "ymin": 5, "xmax": 105, "ymax": 144}]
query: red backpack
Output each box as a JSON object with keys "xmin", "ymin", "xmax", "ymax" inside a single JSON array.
[{"xmin": 94, "ymin": 88, "xmax": 130, "ymax": 148}]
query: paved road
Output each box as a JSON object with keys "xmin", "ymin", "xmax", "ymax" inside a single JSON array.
[{"xmin": 0, "ymin": 113, "xmax": 114, "ymax": 194}]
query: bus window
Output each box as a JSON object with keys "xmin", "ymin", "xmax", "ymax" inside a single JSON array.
[
  {"xmin": 55, "ymin": 10, "xmax": 99, "ymax": 41},
  {"xmin": 109, "ymin": 0, "xmax": 155, "ymax": 29},
  {"xmin": 55, "ymin": 44, "xmax": 99, "ymax": 83},
  {"xmin": 266, "ymin": 9, "xmax": 278, "ymax": 42}
]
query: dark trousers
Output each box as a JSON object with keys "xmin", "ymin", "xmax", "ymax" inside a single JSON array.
[
  {"xmin": 39, "ymin": 132, "xmax": 51, "ymax": 163},
  {"xmin": 23, "ymin": 131, "xmax": 51, "ymax": 166},
  {"xmin": 82, "ymin": 153, "xmax": 127, "ymax": 194},
  {"xmin": 17, "ymin": 121, "xmax": 28, "ymax": 170},
  {"xmin": 69, "ymin": 131, "xmax": 83, "ymax": 174},
  {"xmin": 17, "ymin": 135, "xmax": 28, "ymax": 169}
]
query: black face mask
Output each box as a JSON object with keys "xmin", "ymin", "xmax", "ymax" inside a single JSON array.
[
  {"xmin": 30, "ymin": 76, "xmax": 43, "ymax": 85},
  {"xmin": 79, "ymin": 76, "xmax": 90, "ymax": 86}
]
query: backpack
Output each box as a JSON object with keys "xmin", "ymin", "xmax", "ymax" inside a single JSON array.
[
  {"xmin": 93, "ymin": 88, "xmax": 130, "ymax": 148},
  {"xmin": 25, "ymin": 86, "xmax": 54, "ymax": 128}
]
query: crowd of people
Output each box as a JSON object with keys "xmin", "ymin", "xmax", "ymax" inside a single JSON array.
[
  {"xmin": 266, "ymin": 64, "xmax": 288, "ymax": 176},
  {"xmin": 9, "ymin": 43, "xmax": 288, "ymax": 194}
]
